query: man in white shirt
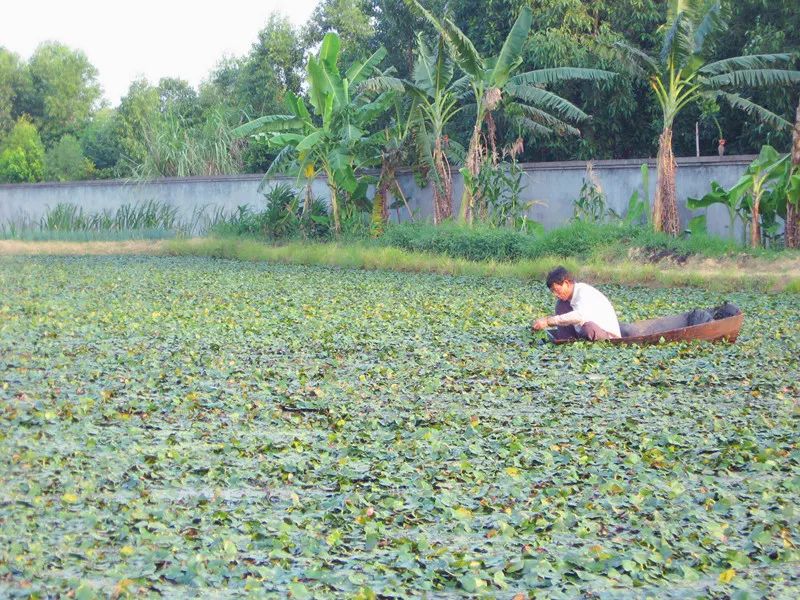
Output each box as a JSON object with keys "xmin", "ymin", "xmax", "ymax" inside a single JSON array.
[{"xmin": 532, "ymin": 266, "xmax": 621, "ymax": 341}]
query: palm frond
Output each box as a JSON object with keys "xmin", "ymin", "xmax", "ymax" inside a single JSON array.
[
  {"xmin": 295, "ymin": 131, "xmax": 325, "ymax": 152},
  {"xmin": 451, "ymin": 75, "xmax": 473, "ymax": 100},
  {"xmin": 441, "ymin": 17, "xmax": 485, "ymax": 78},
  {"xmin": 511, "ymin": 67, "xmax": 616, "ymax": 87},
  {"xmin": 704, "ymin": 69, "xmax": 800, "ymax": 89},
  {"xmin": 701, "ymin": 54, "xmax": 793, "ymax": 75},
  {"xmin": 232, "ymin": 115, "xmax": 303, "ymax": 138},
  {"xmin": 413, "ymin": 35, "xmax": 438, "ymax": 97},
  {"xmin": 433, "ymin": 34, "xmax": 454, "ymax": 96},
  {"xmin": 606, "ymin": 41, "xmax": 657, "ymax": 78},
  {"xmin": 516, "ymin": 116, "xmax": 556, "ymax": 138},
  {"xmin": 346, "ymin": 47, "xmax": 388, "ymax": 87},
  {"xmin": 693, "ymin": 0, "xmax": 723, "ymax": 53},
  {"xmin": 505, "ymin": 84, "xmax": 589, "ymax": 122},
  {"xmin": 518, "ymin": 105, "xmax": 581, "ymax": 136},
  {"xmin": 492, "ymin": 5, "xmax": 532, "ymax": 88},
  {"xmin": 355, "ymin": 93, "xmax": 397, "ymax": 124},
  {"xmin": 661, "ymin": 10, "xmax": 695, "ymax": 68},
  {"xmin": 713, "ymin": 90, "xmax": 793, "ymax": 131},
  {"xmin": 362, "ymin": 76, "xmax": 406, "ymax": 95},
  {"xmin": 260, "ymin": 145, "xmax": 298, "ymax": 190}
]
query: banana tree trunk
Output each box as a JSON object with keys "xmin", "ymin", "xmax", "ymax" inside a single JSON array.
[
  {"xmin": 329, "ymin": 182, "xmax": 341, "ymax": 237},
  {"xmin": 432, "ymin": 136, "xmax": 452, "ymax": 224},
  {"xmin": 460, "ymin": 124, "xmax": 483, "ymax": 225},
  {"xmin": 751, "ymin": 188, "xmax": 762, "ymax": 249},
  {"xmin": 654, "ymin": 127, "xmax": 680, "ymax": 236},
  {"xmin": 371, "ymin": 159, "xmax": 391, "ymax": 237},
  {"xmin": 786, "ymin": 97, "xmax": 800, "ymax": 248}
]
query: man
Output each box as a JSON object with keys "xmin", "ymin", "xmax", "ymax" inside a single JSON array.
[{"xmin": 532, "ymin": 266, "xmax": 621, "ymax": 341}]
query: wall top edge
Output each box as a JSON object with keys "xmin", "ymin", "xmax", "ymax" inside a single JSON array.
[{"xmin": 0, "ymin": 155, "xmax": 760, "ymax": 190}]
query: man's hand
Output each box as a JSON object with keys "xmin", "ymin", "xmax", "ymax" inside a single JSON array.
[{"xmin": 532, "ymin": 317, "xmax": 550, "ymax": 331}]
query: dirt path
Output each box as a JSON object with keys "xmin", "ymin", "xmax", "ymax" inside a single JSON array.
[
  {"xmin": 0, "ymin": 240, "xmax": 167, "ymax": 255},
  {"xmin": 2, "ymin": 239, "xmax": 797, "ymax": 291}
]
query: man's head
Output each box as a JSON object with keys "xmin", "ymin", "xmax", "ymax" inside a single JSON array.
[{"xmin": 545, "ymin": 266, "xmax": 575, "ymax": 301}]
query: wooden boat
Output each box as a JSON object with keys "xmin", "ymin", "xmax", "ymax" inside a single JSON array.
[{"xmin": 552, "ymin": 311, "xmax": 744, "ymax": 345}]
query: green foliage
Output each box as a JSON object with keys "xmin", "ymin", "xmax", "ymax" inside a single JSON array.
[
  {"xmin": 379, "ymin": 220, "xmax": 750, "ymax": 263},
  {"xmin": 133, "ymin": 106, "xmax": 242, "ymax": 179},
  {"xmin": 18, "ymin": 41, "xmax": 102, "ymax": 144},
  {"xmin": 211, "ymin": 184, "xmax": 330, "ymax": 240},
  {"xmin": 234, "ymin": 32, "xmax": 392, "ymax": 235},
  {"xmin": 40, "ymin": 200, "xmax": 179, "ymax": 232},
  {"xmin": 407, "ymin": 1, "xmax": 615, "ymax": 222},
  {"xmin": 378, "ymin": 221, "xmax": 537, "ymax": 261},
  {"xmin": 0, "ymin": 48, "xmax": 27, "ymax": 137},
  {"xmin": 79, "ymin": 108, "xmax": 121, "ymax": 176},
  {"xmin": 689, "ymin": 145, "xmax": 793, "ymax": 246},
  {"xmin": 114, "ymin": 78, "xmax": 161, "ymax": 174},
  {"xmin": 475, "ymin": 153, "xmax": 540, "ymax": 231},
  {"xmin": 1, "ymin": 255, "xmax": 798, "ymax": 596},
  {"xmin": 573, "ymin": 165, "xmax": 609, "ymax": 223},
  {"xmin": 0, "ymin": 115, "xmax": 44, "ymax": 182},
  {"xmin": 303, "ymin": 0, "xmax": 377, "ymax": 65},
  {"xmin": 43, "ymin": 135, "xmax": 94, "ymax": 181}
]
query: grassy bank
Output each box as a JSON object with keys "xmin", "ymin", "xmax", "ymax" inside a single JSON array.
[{"xmin": 2, "ymin": 235, "xmax": 798, "ymax": 293}]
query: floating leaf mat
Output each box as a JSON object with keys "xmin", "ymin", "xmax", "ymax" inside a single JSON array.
[{"xmin": 1, "ymin": 256, "xmax": 798, "ymax": 597}]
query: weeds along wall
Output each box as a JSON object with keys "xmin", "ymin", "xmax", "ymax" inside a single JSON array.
[{"xmin": 0, "ymin": 155, "xmax": 754, "ymax": 236}]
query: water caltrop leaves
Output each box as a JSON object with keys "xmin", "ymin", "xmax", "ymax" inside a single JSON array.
[{"xmin": 1, "ymin": 256, "xmax": 799, "ymax": 597}]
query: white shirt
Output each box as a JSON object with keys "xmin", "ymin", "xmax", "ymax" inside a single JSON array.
[{"xmin": 550, "ymin": 282, "xmax": 621, "ymax": 337}]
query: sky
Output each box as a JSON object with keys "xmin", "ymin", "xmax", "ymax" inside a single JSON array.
[{"xmin": 0, "ymin": 0, "xmax": 320, "ymax": 107}]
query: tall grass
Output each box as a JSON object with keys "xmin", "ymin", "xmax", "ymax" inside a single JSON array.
[
  {"xmin": 133, "ymin": 108, "xmax": 243, "ymax": 180},
  {"xmin": 378, "ymin": 221, "xmax": 779, "ymax": 263},
  {"xmin": 159, "ymin": 237, "xmax": 796, "ymax": 293},
  {"xmin": 0, "ymin": 200, "xmax": 184, "ymax": 240}
]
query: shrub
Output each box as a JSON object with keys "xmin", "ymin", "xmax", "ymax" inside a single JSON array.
[
  {"xmin": 378, "ymin": 221, "xmax": 767, "ymax": 263},
  {"xmin": 44, "ymin": 135, "xmax": 95, "ymax": 181},
  {"xmin": 210, "ymin": 184, "xmax": 330, "ymax": 240},
  {"xmin": 0, "ymin": 116, "xmax": 45, "ymax": 183},
  {"xmin": 378, "ymin": 222, "xmax": 537, "ymax": 262}
]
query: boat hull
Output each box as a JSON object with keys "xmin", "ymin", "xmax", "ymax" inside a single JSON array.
[{"xmin": 551, "ymin": 312, "xmax": 744, "ymax": 345}]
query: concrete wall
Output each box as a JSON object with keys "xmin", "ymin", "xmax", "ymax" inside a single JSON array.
[{"xmin": 0, "ymin": 155, "xmax": 756, "ymax": 237}]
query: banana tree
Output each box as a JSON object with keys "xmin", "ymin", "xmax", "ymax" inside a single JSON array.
[
  {"xmin": 613, "ymin": 0, "xmax": 800, "ymax": 236},
  {"xmin": 787, "ymin": 96, "xmax": 800, "ymax": 248},
  {"xmin": 234, "ymin": 33, "xmax": 392, "ymax": 236},
  {"xmin": 369, "ymin": 93, "xmax": 418, "ymax": 237},
  {"xmin": 365, "ymin": 32, "xmax": 468, "ymax": 224},
  {"xmin": 407, "ymin": 1, "xmax": 614, "ymax": 224},
  {"xmin": 688, "ymin": 145, "xmax": 791, "ymax": 247}
]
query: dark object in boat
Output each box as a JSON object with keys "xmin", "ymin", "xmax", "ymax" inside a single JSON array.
[
  {"xmin": 687, "ymin": 309, "xmax": 714, "ymax": 326},
  {"xmin": 553, "ymin": 304, "xmax": 743, "ymax": 345},
  {"xmin": 713, "ymin": 302, "xmax": 741, "ymax": 319}
]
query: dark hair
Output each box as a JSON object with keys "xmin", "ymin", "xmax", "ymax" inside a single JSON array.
[{"xmin": 546, "ymin": 266, "xmax": 574, "ymax": 289}]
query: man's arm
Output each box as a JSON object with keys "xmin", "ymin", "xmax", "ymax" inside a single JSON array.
[
  {"xmin": 546, "ymin": 310, "xmax": 584, "ymax": 326},
  {"xmin": 532, "ymin": 310, "xmax": 584, "ymax": 330}
]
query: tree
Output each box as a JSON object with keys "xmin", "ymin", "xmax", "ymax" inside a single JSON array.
[
  {"xmin": 19, "ymin": 42, "xmax": 102, "ymax": 145},
  {"xmin": 367, "ymin": 32, "xmax": 467, "ymax": 223},
  {"xmin": 408, "ymin": 1, "xmax": 613, "ymax": 223},
  {"xmin": 80, "ymin": 108, "xmax": 122, "ymax": 177},
  {"xmin": 44, "ymin": 135, "xmax": 94, "ymax": 181},
  {"xmin": 303, "ymin": 0, "xmax": 377, "ymax": 65},
  {"xmin": 0, "ymin": 115, "xmax": 44, "ymax": 183},
  {"xmin": 235, "ymin": 33, "xmax": 393, "ymax": 236},
  {"xmin": 114, "ymin": 79, "xmax": 160, "ymax": 174},
  {"xmin": 786, "ymin": 96, "xmax": 800, "ymax": 248},
  {"xmin": 205, "ymin": 15, "xmax": 305, "ymax": 173},
  {"xmin": 707, "ymin": 0, "xmax": 800, "ymax": 155},
  {"xmin": 614, "ymin": 1, "xmax": 800, "ymax": 235},
  {"xmin": 156, "ymin": 77, "xmax": 201, "ymax": 126},
  {"xmin": 0, "ymin": 48, "xmax": 27, "ymax": 137}
]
